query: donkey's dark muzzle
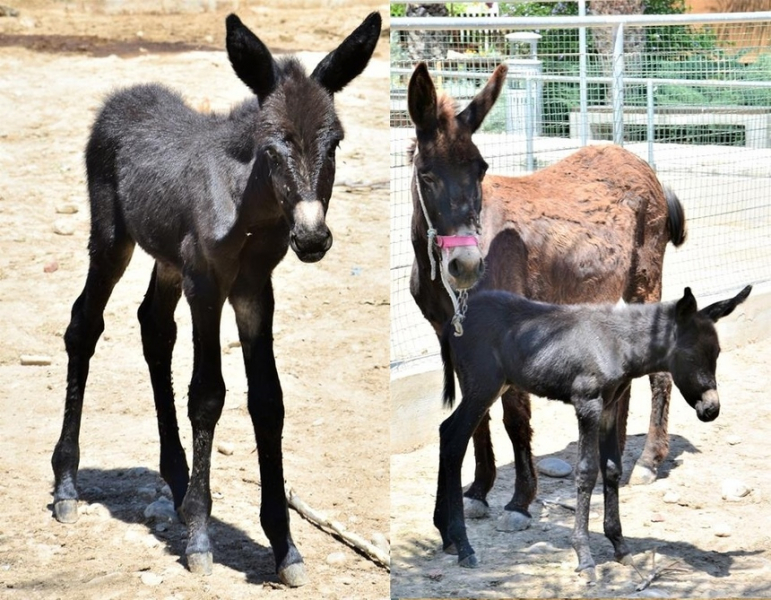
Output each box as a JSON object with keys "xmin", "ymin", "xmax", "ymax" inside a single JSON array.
[
  {"xmin": 290, "ymin": 229, "xmax": 333, "ymax": 263},
  {"xmin": 695, "ymin": 389, "xmax": 720, "ymax": 422}
]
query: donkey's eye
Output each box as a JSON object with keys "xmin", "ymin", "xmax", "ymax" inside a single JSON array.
[
  {"xmin": 419, "ymin": 172, "xmax": 437, "ymax": 187},
  {"xmin": 265, "ymin": 147, "xmax": 280, "ymax": 165}
]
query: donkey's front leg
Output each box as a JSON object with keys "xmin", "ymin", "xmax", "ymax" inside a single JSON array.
[
  {"xmin": 230, "ymin": 277, "xmax": 307, "ymax": 587},
  {"xmin": 599, "ymin": 400, "xmax": 632, "ymax": 565},
  {"xmin": 572, "ymin": 397, "xmax": 602, "ymax": 583},
  {"xmin": 179, "ymin": 273, "xmax": 227, "ymax": 576}
]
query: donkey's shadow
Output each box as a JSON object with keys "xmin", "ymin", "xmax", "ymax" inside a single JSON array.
[{"xmin": 51, "ymin": 467, "xmax": 278, "ymax": 585}]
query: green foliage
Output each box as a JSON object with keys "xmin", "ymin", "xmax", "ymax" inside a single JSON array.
[{"xmin": 390, "ymin": 3, "xmax": 405, "ymax": 17}]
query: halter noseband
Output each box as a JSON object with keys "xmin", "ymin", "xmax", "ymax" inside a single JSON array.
[{"xmin": 412, "ymin": 145, "xmax": 478, "ymax": 336}]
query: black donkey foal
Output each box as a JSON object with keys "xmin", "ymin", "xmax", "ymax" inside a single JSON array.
[
  {"xmin": 439, "ymin": 285, "xmax": 751, "ymax": 580},
  {"xmin": 51, "ymin": 12, "xmax": 381, "ymax": 587}
]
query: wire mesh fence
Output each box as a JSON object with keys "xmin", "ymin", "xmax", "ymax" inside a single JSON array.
[{"xmin": 390, "ymin": 6, "xmax": 771, "ymax": 368}]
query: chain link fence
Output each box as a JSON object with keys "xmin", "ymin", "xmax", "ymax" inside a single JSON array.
[{"xmin": 391, "ymin": 5, "xmax": 771, "ymax": 368}]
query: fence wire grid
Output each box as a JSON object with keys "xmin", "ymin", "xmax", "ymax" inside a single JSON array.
[{"xmin": 391, "ymin": 7, "xmax": 771, "ymax": 368}]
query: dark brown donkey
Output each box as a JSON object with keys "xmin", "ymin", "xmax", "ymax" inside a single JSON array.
[{"xmin": 407, "ymin": 62, "xmax": 687, "ymax": 531}]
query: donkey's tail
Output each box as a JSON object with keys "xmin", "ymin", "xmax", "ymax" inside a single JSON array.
[
  {"xmin": 664, "ymin": 186, "xmax": 687, "ymax": 247},
  {"xmin": 440, "ymin": 327, "xmax": 456, "ymax": 409}
]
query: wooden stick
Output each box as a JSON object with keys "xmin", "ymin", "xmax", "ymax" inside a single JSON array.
[{"xmin": 286, "ymin": 486, "xmax": 390, "ymax": 570}]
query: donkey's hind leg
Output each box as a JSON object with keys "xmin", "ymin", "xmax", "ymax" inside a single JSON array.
[
  {"xmin": 138, "ymin": 262, "xmax": 189, "ymax": 508},
  {"xmin": 52, "ymin": 232, "xmax": 134, "ymax": 523},
  {"xmin": 498, "ymin": 387, "xmax": 536, "ymax": 532},
  {"xmin": 629, "ymin": 372, "xmax": 672, "ymax": 485}
]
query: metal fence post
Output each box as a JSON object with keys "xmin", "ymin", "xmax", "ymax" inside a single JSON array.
[
  {"xmin": 578, "ymin": 0, "xmax": 588, "ymax": 146},
  {"xmin": 647, "ymin": 79, "xmax": 656, "ymax": 170},
  {"xmin": 612, "ymin": 22, "xmax": 625, "ymax": 146}
]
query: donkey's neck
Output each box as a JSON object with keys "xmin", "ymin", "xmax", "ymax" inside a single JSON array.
[
  {"xmin": 410, "ymin": 199, "xmax": 455, "ymax": 329},
  {"xmin": 614, "ymin": 301, "xmax": 678, "ymax": 378}
]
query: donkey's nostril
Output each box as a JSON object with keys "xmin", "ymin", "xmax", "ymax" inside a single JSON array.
[{"xmin": 448, "ymin": 258, "xmax": 460, "ymax": 278}]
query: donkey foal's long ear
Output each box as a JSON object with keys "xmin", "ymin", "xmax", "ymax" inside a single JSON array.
[
  {"xmin": 408, "ymin": 62, "xmax": 438, "ymax": 134},
  {"xmin": 226, "ymin": 14, "xmax": 278, "ymax": 104},
  {"xmin": 700, "ymin": 285, "xmax": 752, "ymax": 322},
  {"xmin": 458, "ymin": 64, "xmax": 508, "ymax": 133},
  {"xmin": 675, "ymin": 287, "xmax": 697, "ymax": 323},
  {"xmin": 311, "ymin": 12, "xmax": 381, "ymax": 94}
]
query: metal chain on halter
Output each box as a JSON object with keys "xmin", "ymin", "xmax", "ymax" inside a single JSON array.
[{"xmin": 412, "ymin": 146, "xmax": 466, "ymax": 336}]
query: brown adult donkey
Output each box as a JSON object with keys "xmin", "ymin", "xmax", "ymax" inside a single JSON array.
[{"xmin": 407, "ymin": 62, "xmax": 687, "ymax": 532}]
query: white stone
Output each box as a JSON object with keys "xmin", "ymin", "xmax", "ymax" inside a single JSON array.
[
  {"xmin": 216, "ymin": 442, "xmax": 234, "ymax": 456},
  {"xmin": 140, "ymin": 571, "xmax": 163, "ymax": 586},
  {"xmin": 55, "ymin": 203, "xmax": 79, "ymax": 215},
  {"xmin": 714, "ymin": 523, "xmax": 732, "ymax": 537},
  {"xmin": 662, "ymin": 491, "xmax": 680, "ymax": 504},
  {"xmin": 326, "ymin": 551, "xmax": 348, "ymax": 566},
  {"xmin": 721, "ymin": 479, "xmax": 750, "ymax": 501},
  {"xmin": 52, "ymin": 220, "xmax": 75, "ymax": 236},
  {"xmin": 537, "ymin": 457, "xmax": 572, "ymax": 478},
  {"xmin": 726, "ymin": 435, "xmax": 742, "ymax": 446},
  {"xmin": 520, "ymin": 541, "xmax": 559, "ymax": 554}
]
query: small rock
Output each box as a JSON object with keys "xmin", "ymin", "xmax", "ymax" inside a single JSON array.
[
  {"xmin": 144, "ymin": 497, "xmax": 178, "ymax": 522},
  {"xmin": 216, "ymin": 442, "xmax": 234, "ymax": 456},
  {"xmin": 714, "ymin": 523, "xmax": 732, "ymax": 537},
  {"xmin": 520, "ymin": 541, "xmax": 559, "ymax": 554},
  {"xmin": 726, "ymin": 435, "xmax": 742, "ymax": 446},
  {"xmin": 82, "ymin": 502, "xmax": 110, "ymax": 518},
  {"xmin": 140, "ymin": 571, "xmax": 163, "ymax": 586},
  {"xmin": 227, "ymin": 340, "xmax": 241, "ymax": 349},
  {"xmin": 650, "ymin": 513, "xmax": 665, "ymax": 522},
  {"xmin": 125, "ymin": 466, "xmax": 149, "ymax": 479},
  {"xmin": 662, "ymin": 491, "xmax": 680, "ymax": 504},
  {"xmin": 55, "ymin": 203, "xmax": 79, "ymax": 215},
  {"xmin": 537, "ymin": 457, "xmax": 572, "ymax": 478},
  {"xmin": 326, "ymin": 551, "xmax": 347, "ymax": 566},
  {"xmin": 155, "ymin": 523, "xmax": 168, "ymax": 533},
  {"xmin": 20, "ymin": 355, "xmax": 52, "ymax": 366},
  {"xmin": 589, "ymin": 511, "xmax": 600, "ymax": 520},
  {"xmin": 370, "ymin": 532, "xmax": 389, "ymax": 555},
  {"xmin": 204, "ymin": 34, "xmax": 214, "ymax": 44},
  {"xmin": 44, "ymin": 260, "xmax": 59, "ymax": 273},
  {"xmin": 137, "ymin": 485, "xmax": 157, "ymax": 502},
  {"xmin": 52, "ymin": 220, "xmax": 75, "ymax": 236},
  {"xmin": 721, "ymin": 479, "xmax": 750, "ymax": 501}
]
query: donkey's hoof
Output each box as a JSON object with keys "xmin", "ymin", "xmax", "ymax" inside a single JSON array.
[
  {"xmin": 629, "ymin": 463, "xmax": 657, "ymax": 486},
  {"xmin": 617, "ymin": 552, "xmax": 634, "ymax": 566},
  {"xmin": 187, "ymin": 551, "xmax": 213, "ymax": 575},
  {"xmin": 53, "ymin": 499, "xmax": 79, "ymax": 524},
  {"xmin": 576, "ymin": 565, "xmax": 597, "ymax": 584},
  {"xmin": 496, "ymin": 509, "xmax": 531, "ymax": 532},
  {"xmin": 278, "ymin": 562, "xmax": 309, "ymax": 587},
  {"xmin": 443, "ymin": 542, "xmax": 458, "ymax": 556},
  {"xmin": 458, "ymin": 553, "xmax": 479, "ymax": 568},
  {"xmin": 463, "ymin": 497, "xmax": 490, "ymax": 519}
]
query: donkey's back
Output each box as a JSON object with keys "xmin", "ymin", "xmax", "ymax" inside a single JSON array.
[
  {"xmin": 480, "ymin": 144, "xmax": 685, "ymax": 304},
  {"xmin": 86, "ymin": 83, "xmax": 254, "ymax": 265}
]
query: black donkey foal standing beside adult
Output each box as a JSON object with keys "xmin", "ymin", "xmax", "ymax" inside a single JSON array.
[
  {"xmin": 50, "ymin": 12, "xmax": 381, "ymax": 587},
  {"xmin": 438, "ymin": 285, "xmax": 751, "ymax": 581}
]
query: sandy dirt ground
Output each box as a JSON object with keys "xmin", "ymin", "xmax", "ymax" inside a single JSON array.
[
  {"xmin": 0, "ymin": 2, "xmax": 390, "ymax": 599},
  {"xmin": 391, "ymin": 337, "xmax": 771, "ymax": 598}
]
